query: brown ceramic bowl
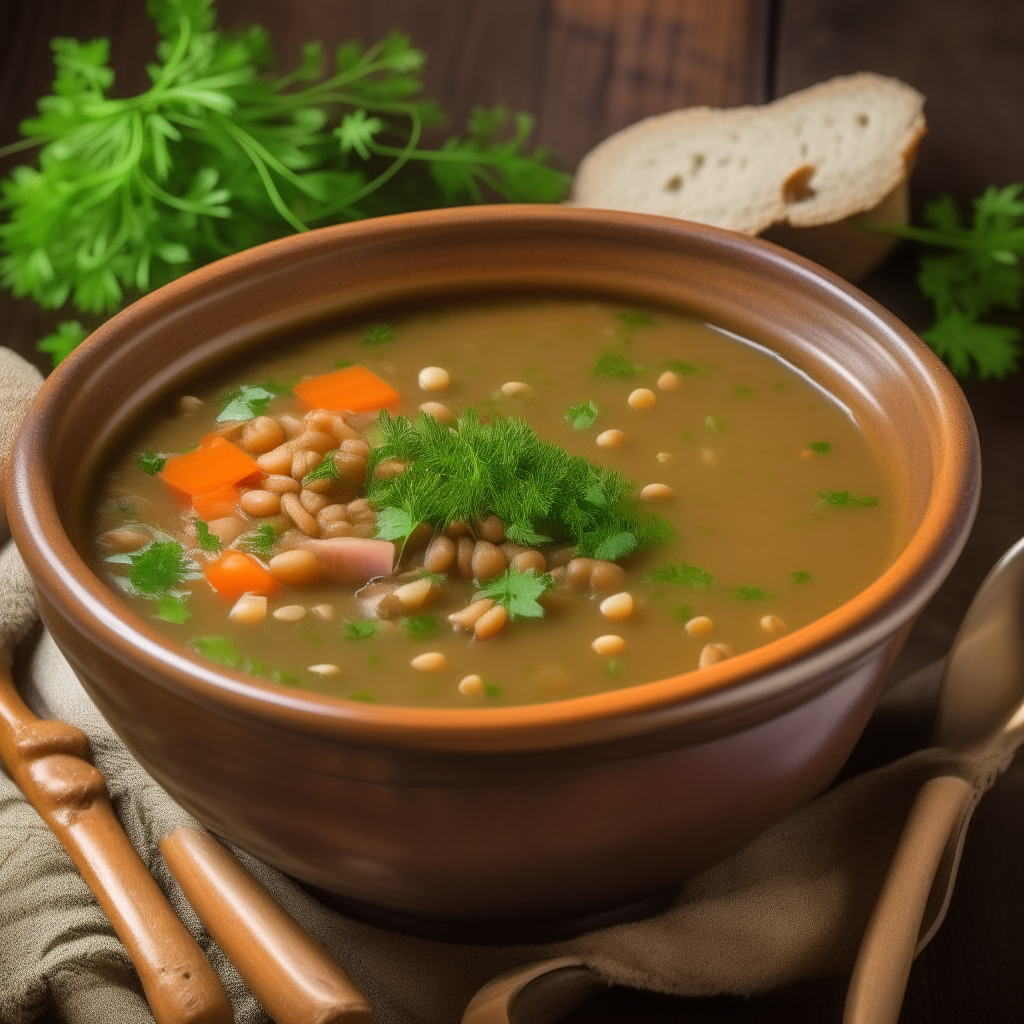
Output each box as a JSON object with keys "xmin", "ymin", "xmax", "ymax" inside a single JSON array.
[{"xmin": 7, "ymin": 206, "xmax": 979, "ymax": 939}]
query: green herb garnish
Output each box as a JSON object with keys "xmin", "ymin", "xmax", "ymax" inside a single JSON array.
[
  {"xmin": 37, "ymin": 321, "xmax": 87, "ymax": 369},
  {"xmin": 733, "ymin": 386, "xmax": 754, "ymax": 398},
  {"xmin": 593, "ymin": 350, "xmax": 642, "ymax": 378},
  {"xmin": 403, "ymin": 615, "xmax": 440, "ymax": 639},
  {"xmin": 616, "ymin": 310, "xmax": 654, "ymax": 329},
  {"xmin": 271, "ymin": 669, "xmax": 300, "ymax": 687},
  {"xmin": 484, "ymin": 682, "xmax": 503, "ymax": 699},
  {"xmin": 671, "ymin": 603, "xmax": 695, "ymax": 622},
  {"xmin": 136, "ymin": 450, "xmax": 167, "ymax": 475},
  {"xmin": 867, "ymin": 184, "xmax": 1024, "ymax": 378},
  {"xmin": 367, "ymin": 653, "xmax": 383, "ymax": 668},
  {"xmin": 343, "ymin": 619, "xmax": 379, "ymax": 640},
  {"xmin": 646, "ymin": 562, "xmax": 715, "ymax": 589},
  {"xmin": 217, "ymin": 380, "xmax": 292, "ymax": 423},
  {"xmin": 128, "ymin": 541, "xmax": 189, "ymax": 595},
  {"xmin": 415, "ymin": 569, "xmax": 447, "ymax": 587},
  {"xmin": 190, "ymin": 635, "xmax": 241, "ymax": 667},
  {"xmin": 790, "ymin": 570, "xmax": 813, "ymax": 584},
  {"xmin": 603, "ymin": 658, "xmax": 625, "ymax": 678},
  {"xmin": 734, "ymin": 586, "xmax": 768, "ymax": 601},
  {"xmin": 564, "ymin": 399, "xmax": 600, "ymax": 430},
  {"xmin": 194, "ymin": 520, "xmax": 221, "ymax": 552},
  {"xmin": 665, "ymin": 361, "xmax": 698, "ymax": 375},
  {"xmin": 347, "ymin": 691, "xmax": 378, "ymax": 703},
  {"xmin": 240, "ymin": 523, "xmax": 277, "ymax": 558},
  {"xmin": 816, "ymin": 490, "xmax": 879, "ymax": 508},
  {"xmin": 155, "ymin": 594, "xmax": 191, "ymax": 624},
  {"xmin": 705, "ymin": 415, "xmax": 725, "ymax": 431},
  {"xmin": 303, "ymin": 450, "xmax": 341, "ymax": 486},
  {"xmin": 807, "ymin": 441, "xmax": 831, "ymax": 454},
  {"xmin": 361, "ymin": 323, "xmax": 395, "ymax": 346},
  {"xmin": 476, "ymin": 566, "xmax": 554, "ymax": 620},
  {"xmin": 3, "ymin": 5, "xmax": 568, "ymax": 364}
]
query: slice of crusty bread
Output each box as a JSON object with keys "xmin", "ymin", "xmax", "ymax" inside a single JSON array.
[{"xmin": 571, "ymin": 73, "xmax": 926, "ymax": 237}]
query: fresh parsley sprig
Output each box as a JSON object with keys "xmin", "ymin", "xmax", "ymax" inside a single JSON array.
[
  {"xmin": 869, "ymin": 184, "xmax": 1024, "ymax": 378},
  {"xmin": 475, "ymin": 566, "xmax": 554, "ymax": 620}
]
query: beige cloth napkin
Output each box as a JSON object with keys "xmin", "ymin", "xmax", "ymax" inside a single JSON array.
[{"xmin": 1, "ymin": 346, "xmax": 1021, "ymax": 1024}]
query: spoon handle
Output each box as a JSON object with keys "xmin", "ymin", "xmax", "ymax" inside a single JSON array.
[
  {"xmin": 843, "ymin": 773, "xmax": 974, "ymax": 1024},
  {"xmin": 0, "ymin": 667, "xmax": 232, "ymax": 1024},
  {"xmin": 160, "ymin": 825, "xmax": 373, "ymax": 1024}
]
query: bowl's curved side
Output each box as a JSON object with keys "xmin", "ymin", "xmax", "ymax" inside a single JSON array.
[{"xmin": 7, "ymin": 206, "xmax": 980, "ymax": 927}]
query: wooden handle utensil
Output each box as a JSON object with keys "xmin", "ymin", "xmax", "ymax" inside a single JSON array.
[{"xmin": 0, "ymin": 666, "xmax": 233, "ymax": 1024}]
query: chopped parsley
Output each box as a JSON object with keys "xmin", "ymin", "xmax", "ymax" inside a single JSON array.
[
  {"xmin": 790, "ymin": 570, "xmax": 813, "ymax": 584},
  {"xmin": 128, "ymin": 541, "xmax": 190, "ymax": 595},
  {"xmin": 216, "ymin": 379, "xmax": 293, "ymax": 422},
  {"xmin": 646, "ymin": 562, "xmax": 715, "ymax": 589},
  {"xmin": 302, "ymin": 450, "xmax": 341, "ymax": 486},
  {"xmin": 194, "ymin": 520, "xmax": 221, "ymax": 552},
  {"xmin": 403, "ymin": 615, "xmax": 440, "ymax": 639},
  {"xmin": 190, "ymin": 635, "xmax": 241, "ymax": 667},
  {"xmin": 602, "ymin": 658, "xmax": 625, "ymax": 678},
  {"xmin": 665, "ymin": 361, "xmax": 698, "ymax": 375},
  {"xmin": 616, "ymin": 310, "xmax": 654, "ymax": 329},
  {"xmin": 135, "ymin": 450, "xmax": 167, "ymax": 475},
  {"xmin": 343, "ymin": 619, "xmax": 379, "ymax": 640},
  {"xmin": 239, "ymin": 523, "xmax": 277, "ymax": 557},
  {"xmin": 807, "ymin": 441, "xmax": 832, "ymax": 454},
  {"xmin": 155, "ymin": 594, "xmax": 191, "ymax": 624},
  {"xmin": 475, "ymin": 566, "xmax": 554, "ymax": 620},
  {"xmin": 816, "ymin": 490, "xmax": 879, "ymax": 508},
  {"xmin": 347, "ymin": 691, "xmax": 378, "ymax": 702},
  {"xmin": 484, "ymin": 681, "xmax": 503, "ymax": 699},
  {"xmin": 361, "ymin": 323, "xmax": 395, "ymax": 346},
  {"xmin": 705, "ymin": 415, "xmax": 725, "ymax": 431},
  {"xmin": 671, "ymin": 603, "xmax": 695, "ymax": 622},
  {"xmin": 593, "ymin": 350, "xmax": 642, "ymax": 378},
  {"xmin": 564, "ymin": 399, "xmax": 600, "ymax": 430},
  {"xmin": 734, "ymin": 586, "xmax": 768, "ymax": 601}
]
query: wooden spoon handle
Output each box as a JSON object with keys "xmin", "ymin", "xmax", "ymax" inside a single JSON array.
[
  {"xmin": 161, "ymin": 825, "xmax": 372, "ymax": 1024},
  {"xmin": 461, "ymin": 956, "xmax": 605, "ymax": 1024},
  {"xmin": 0, "ymin": 668, "xmax": 232, "ymax": 1024},
  {"xmin": 843, "ymin": 773, "xmax": 974, "ymax": 1024}
]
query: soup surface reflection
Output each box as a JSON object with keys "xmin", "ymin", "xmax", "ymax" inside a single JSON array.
[{"xmin": 91, "ymin": 299, "xmax": 899, "ymax": 707}]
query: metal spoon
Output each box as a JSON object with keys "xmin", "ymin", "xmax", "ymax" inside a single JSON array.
[
  {"xmin": 462, "ymin": 537, "xmax": 1024, "ymax": 1024},
  {"xmin": 844, "ymin": 535, "xmax": 1024, "ymax": 1024}
]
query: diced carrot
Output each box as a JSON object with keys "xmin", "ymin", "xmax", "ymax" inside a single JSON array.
[
  {"xmin": 159, "ymin": 437, "xmax": 260, "ymax": 496},
  {"xmin": 192, "ymin": 485, "xmax": 241, "ymax": 521},
  {"xmin": 204, "ymin": 551, "xmax": 280, "ymax": 600},
  {"xmin": 293, "ymin": 365, "xmax": 401, "ymax": 413}
]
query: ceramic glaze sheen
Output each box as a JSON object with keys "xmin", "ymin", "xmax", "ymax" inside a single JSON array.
[{"xmin": 8, "ymin": 207, "xmax": 979, "ymax": 934}]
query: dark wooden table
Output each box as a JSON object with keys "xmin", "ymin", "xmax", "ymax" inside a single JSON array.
[{"xmin": 2, "ymin": 2, "xmax": 1023, "ymax": 1021}]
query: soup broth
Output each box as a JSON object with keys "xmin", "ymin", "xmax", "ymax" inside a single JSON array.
[{"xmin": 90, "ymin": 298, "xmax": 899, "ymax": 707}]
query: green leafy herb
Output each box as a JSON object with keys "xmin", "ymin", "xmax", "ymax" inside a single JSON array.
[
  {"xmin": 343, "ymin": 619, "xmax": 379, "ymax": 640},
  {"xmin": 194, "ymin": 520, "xmax": 221, "ymax": 552},
  {"xmin": 671, "ymin": 603, "xmax": 695, "ymax": 622},
  {"xmin": 347, "ymin": 691, "xmax": 378, "ymax": 702},
  {"xmin": 366, "ymin": 408, "xmax": 673, "ymax": 558},
  {"xmin": 705, "ymin": 415, "xmax": 725, "ymax": 431},
  {"xmin": 807, "ymin": 441, "xmax": 831, "ymax": 454},
  {"xmin": 403, "ymin": 614, "xmax": 440, "ymax": 639},
  {"xmin": 484, "ymin": 681, "xmax": 503, "ymax": 699},
  {"xmin": 37, "ymin": 320, "xmax": 87, "ymax": 368},
  {"xmin": 128, "ymin": 541, "xmax": 189, "ymax": 594},
  {"xmin": 135, "ymin": 450, "xmax": 168, "ymax": 475},
  {"xmin": 302, "ymin": 450, "xmax": 341, "ymax": 486},
  {"xmin": 155, "ymin": 594, "xmax": 191, "ymax": 623},
  {"xmin": 475, "ymin": 566, "xmax": 553, "ymax": 620},
  {"xmin": 790, "ymin": 570, "xmax": 813, "ymax": 584},
  {"xmin": 361, "ymin": 323, "xmax": 395, "ymax": 346},
  {"xmin": 816, "ymin": 490, "xmax": 879, "ymax": 508},
  {"xmin": 665, "ymin": 360, "xmax": 698, "ymax": 375},
  {"xmin": 240, "ymin": 523, "xmax": 277, "ymax": 557},
  {"xmin": 271, "ymin": 669, "xmax": 299, "ymax": 686},
  {"xmin": 734, "ymin": 586, "xmax": 768, "ymax": 601},
  {"xmin": 564, "ymin": 399, "xmax": 600, "ymax": 430},
  {"xmin": 616, "ymin": 310, "xmax": 654, "ymax": 329},
  {"xmin": 190, "ymin": 635, "xmax": 240, "ymax": 667},
  {"xmin": 593, "ymin": 350, "xmax": 642, "ymax": 378},
  {"xmin": 646, "ymin": 562, "xmax": 715, "ymax": 589},
  {"xmin": 217, "ymin": 382, "xmax": 291, "ymax": 422},
  {"xmin": 367, "ymin": 653, "xmax": 383, "ymax": 667},
  {"xmin": 1, "ymin": 3, "xmax": 569, "ymax": 364},
  {"xmin": 602, "ymin": 658, "xmax": 625, "ymax": 678},
  {"xmin": 733, "ymin": 385, "xmax": 754, "ymax": 398},
  {"xmin": 867, "ymin": 184, "xmax": 1024, "ymax": 378},
  {"xmin": 414, "ymin": 569, "xmax": 447, "ymax": 586}
]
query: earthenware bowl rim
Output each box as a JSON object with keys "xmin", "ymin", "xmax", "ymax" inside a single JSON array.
[{"xmin": 8, "ymin": 205, "xmax": 979, "ymax": 751}]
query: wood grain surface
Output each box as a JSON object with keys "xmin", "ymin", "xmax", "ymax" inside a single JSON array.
[{"xmin": 2, "ymin": 2, "xmax": 1023, "ymax": 1022}]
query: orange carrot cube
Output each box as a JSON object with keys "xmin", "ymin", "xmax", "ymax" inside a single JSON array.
[
  {"xmin": 159, "ymin": 437, "xmax": 260, "ymax": 496},
  {"xmin": 204, "ymin": 551, "xmax": 280, "ymax": 600},
  {"xmin": 293, "ymin": 365, "xmax": 401, "ymax": 413},
  {"xmin": 192, "ymin": 485, "xmax": 241, "ymax": 521}
]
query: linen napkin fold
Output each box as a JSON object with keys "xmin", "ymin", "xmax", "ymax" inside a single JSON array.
[{"xmin": 0, "ymin": 346, "xmax": 1021, "ymax": 1024}]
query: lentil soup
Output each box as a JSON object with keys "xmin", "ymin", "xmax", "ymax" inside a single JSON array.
[{"xmin": 90, "ymin": 298, "xmax": 899, "ymax": 708}]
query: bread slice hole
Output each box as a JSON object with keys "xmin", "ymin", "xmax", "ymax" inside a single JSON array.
[
  {"xmin": 783, "ymin": 164, "xmax": 817, "ymax": 204},
  {"xmin": 664, "ymin": 175, "xmax": 682, "ymax": 192}
]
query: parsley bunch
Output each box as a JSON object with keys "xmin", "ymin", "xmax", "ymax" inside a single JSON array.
[
  {"xmin": 874, "ymin": 184, "xmax": 1024, "ymax": 378},
  {"xmin": 0, "ymin": 0, "xmax": 569, "ymax": 363}
]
